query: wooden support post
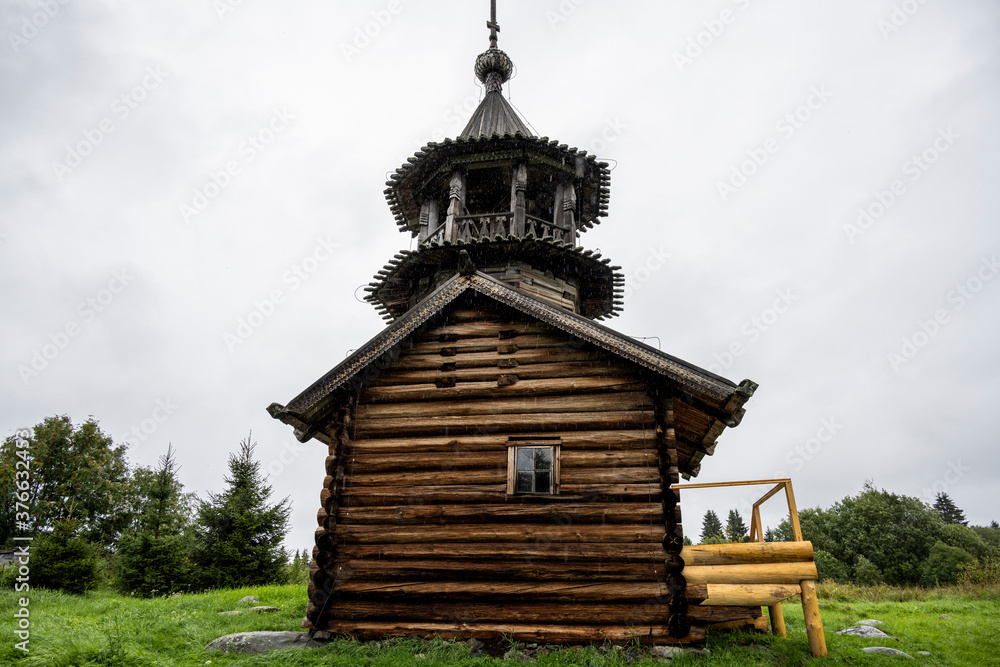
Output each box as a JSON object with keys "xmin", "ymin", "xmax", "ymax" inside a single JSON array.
[
  {"xmin": 444, "ymin": 170, "xmax": 465, "ymax": 243},
  {"xmin": 799, "ymin": 579, "xmax": 827, "ymax": 657},
  {"xmin": 767, "ymin": 603, "xmax": 786, "ymax": 638},
  {"xmin": 512, "ymin": 162, "xmax": 526, "ymax": 236}
]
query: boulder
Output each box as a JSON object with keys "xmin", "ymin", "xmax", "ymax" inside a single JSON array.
[
  {"xmin": 250, "ymin": 606, "xmax": 282, "ymax": 613},
  {"xmin": 857, "ymin": 619, "xmax": 884, "ymax": 626},
  {"xmin": 205, "ymin": 631, "xmax": 323, "ymax": 654},
  {"xmin": 837, "ymin": 626, "xmax": 890, "ymax": 638},
  {"xmin": 237, "ymin": 595, "xmax": 260, "ymax": 605},
  {"xmin": 862, "ymin": 647, "xmax": 913, "ymax": 658}
]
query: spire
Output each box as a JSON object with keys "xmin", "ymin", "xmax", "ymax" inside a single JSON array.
[{"xmin": 461, "ymin": 0, "xmax": 532, "ymax": 139}]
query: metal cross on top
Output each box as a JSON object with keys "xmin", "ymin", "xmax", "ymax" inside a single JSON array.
[{"xmin": 487, "ymin": 0, "xmax": 500, "ymax": 48}]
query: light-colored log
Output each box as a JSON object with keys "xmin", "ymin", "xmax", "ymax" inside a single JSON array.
[
  {"xmin": 768, "ymin": 603, "xmax": 786, "ymax": 637},
  {"xmin": 347, "ymin": 429, "xmax": 656, "ymax": 454},
  {"xmin": 361, "ymin": 376, "xmax": 644, "ymax": 403},
  {"xmin": 352, "ymin": 410, "xmax": 655, "ymax": 438},
  {"xmin": 335, "ymin": 523, "xmax": 665, "ymax": 545},
  {"xmin": 356, "ymin": 392, "xmax": 652, "ymax": 420},
  {"xmin": 682, "ymin": 562, "xmax": 818, "ymax": 585},
  {"xmin": 800, "ymin": 579, "xmax": 827, "ymax": 657},
  {"xmin": 680, "ymin": 541, "xmax": 814, "ymax": 566},
  {"xmin": 701, "ymin": 584, "xmax": 800, "ymax": 606},
  {"xmin": 336, "ymin": 542, "xmax": 664, "ymax": 562},
  {"xmin": 687, "ymin": 605, "xmax": 764, "ymax": 624},
  {"xmin": 311, "ymin": 620, "xmax": 705, "ymax": 645},
  {"xmin": 336, "ymin": 502, "xmax": 661, "ymax": 525}
]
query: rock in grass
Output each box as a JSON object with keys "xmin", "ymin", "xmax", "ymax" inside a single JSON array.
[
  {"xmin": 651, "ymin": 646, "xmax": 711, "ymax": 659},
  {"xmin": 237, "ymin": 595, "xmax": 259, "ymax": 605},
  {"xmin": 857, "ymin": 619, "xmax": 884, "ymax": 626},
  {"xmin": 862, "ymin": 647, "xmax": 913, "ymax": 658},
  {"xmin": 250, "ymin": 606, "xmax": 282, "ymax": 613},
  {"xmin": 205, "ymin": 631, "xmax": 323, "ymax": 654},
  {"xmin": 837, "ymin": 626, "xmax": 890, "ymax": 638}
]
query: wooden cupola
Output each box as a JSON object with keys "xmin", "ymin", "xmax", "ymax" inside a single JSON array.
[{"xmin": 367, "ymin": 13, "xmax": 619, "ymax": 322}]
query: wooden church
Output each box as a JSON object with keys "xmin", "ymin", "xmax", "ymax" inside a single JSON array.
[{"xmin": 269, "ymin": 4, "xmax": 826, "ymax": 655}]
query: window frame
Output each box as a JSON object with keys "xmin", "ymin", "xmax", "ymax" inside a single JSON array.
[{"xmin": 506, "ymin": 441, "xmax": 561, "ymax": 496}]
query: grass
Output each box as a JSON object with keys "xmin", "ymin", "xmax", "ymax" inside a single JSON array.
[{"xmin": 1, "ymin": 584, "xmax": 997, "ymax": 666}]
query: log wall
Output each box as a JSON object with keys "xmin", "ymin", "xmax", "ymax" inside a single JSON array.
[{"xmin": 306, "ymin": 303, "xmax": 696, "ymax": 644}]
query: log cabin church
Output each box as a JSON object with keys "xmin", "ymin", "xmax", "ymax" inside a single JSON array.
[{"xmin": 269, "ymin": 3, "xmax": 826, "ymax": 654}]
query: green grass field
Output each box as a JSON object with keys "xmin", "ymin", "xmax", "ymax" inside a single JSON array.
[{"xmin": 1, "ymin": 584, "xmax": 997, "ymax": 666}]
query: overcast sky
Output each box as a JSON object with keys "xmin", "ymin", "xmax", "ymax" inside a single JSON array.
[{"xmin": 3, "ymin": 1, "xmax": 998, "ymax": 552}]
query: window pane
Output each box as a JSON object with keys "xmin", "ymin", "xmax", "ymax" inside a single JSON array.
[
  {"xmin": 516, "ymin": 471, "xmax": 533, "ymax": 493},
  {"xmin": 534, "ymin": 448, "xmax": 552, "ymax": 470},
  {"xmin": 535, "ymin": 471, "xmax": 551, "ymax": 493},
  {"xmin": 516, "ymin": 448, "xmax": 533, "ymax": 471}
]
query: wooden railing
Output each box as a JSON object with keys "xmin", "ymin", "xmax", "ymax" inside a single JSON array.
[
  {"xmin": 671, "ymin": 478, "xmax": 827, "ymax": 657},
  {"xmin": 420, "ymin": 212, "xmax": 576, "ymax": 245}
]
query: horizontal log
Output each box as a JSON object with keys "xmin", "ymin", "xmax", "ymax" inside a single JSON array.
[
  {"xmin": 324, "ymin": 600, "xmax": 674, "ymax": 625},
  {"xmin": 347, "ymin": 430, "xmax": 657, "ymax": 454},
  {"xmin": 335, "ymin": 580, "xmax": 681, "ymax": 602},
  {"xmin": 682, "ymin": 562, "xmax": 818, "ymax": 585},
  {"xmin": 686, "ymin": 605, "xmax": 765, "ymax": 624},
  {"xmin": 336, "ymin": 502, "xmax": 662, "ymax": 525},
  {"xmin": 702, "ymin": 584, "xmax": 800, "ymax": 606},
  {"xmin": 406, "ymin": 334, "xmax": 577, "ymax": 355},
  {"xmin": 352, "ymin": 410, "xmax": 655, "ymax": 438},
  {"xmin": 559, "ymin": 483, "xmax": 663, "ymax": 499},
  {"xmin": 336, "ymin": 558, "xmax": 666, "ymax": 582},
  {"xmin": 361, "ymin": 376, "xmax": 646, "ymax": 403},
  {"xmin": 344, "ymin": 449, "xmax": 655, "ymax": 474},
  {"xmin": 356, "ymin": 392, "xmax": 652, "ymax": 420},
  {"xmin": 391, "ymin": 348, "xmax": 611, "ymax": 371},
  {"xmin": 310, "ymin": 620, "xmax": 706, "ymax": 645},
  {"xmin": 680, "ymin": 541, "xmax": 815, "ymax": 566},
  {"xmin": 418, "ymin": 321, "xmax": 554, "ymax": 339},
  {"xmin": 348, "ymin": 470, "xmax": 505, "ymax": 487},
  {"xmin": 337, "ymin": 542, "xmax": 665, "ymax": 562},
  {"xmin": 339, "ymin": 484, "xmax": 507, "ymax": 506},
  {"xmin": 335, "ymin": 524, "xmax": 665, "ymax": 545},
  {"xmin": 347, "ymin": 467, "xmax": 660, "ymax": 488},
  {"xmin": 560, "ymin": 467, "xmax": 660, "ymax": 485},
  {"xmin": 368, "ymin": 361, "xmax": 638, "ymax": 386}
]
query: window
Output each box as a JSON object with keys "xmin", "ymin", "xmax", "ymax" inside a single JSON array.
[{"xmin": 507, "ymin": 440, "xmax": 560, "ymax": 495}]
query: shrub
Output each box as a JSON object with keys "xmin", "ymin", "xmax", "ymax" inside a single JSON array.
[
  {"xmin": 814, "ymin": 549, "xmax": 850, "ymax": 582},
  {"xmin": 32, "ymin": 520, "xmax": 100, "ymax": 594},
  {"xmin": 957, "ymin": 553, "xmax": 1000, "ymax": 586},
  {"xmin": 920, "ymin": 541, "xmax": 974, "ymax": 586},
  {"xmin": 853, "ymin": 555, "xmax": 882, "ymax": 586}
]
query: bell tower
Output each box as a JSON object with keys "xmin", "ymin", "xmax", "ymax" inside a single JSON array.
[{"xmin": 366, "ymin": 2, "xmax": 621, "ymax": 321}]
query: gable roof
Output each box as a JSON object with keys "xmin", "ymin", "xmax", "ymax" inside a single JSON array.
[{"xmin": 269, "ymin": 272, "xmax": 757, "ymax": 470}]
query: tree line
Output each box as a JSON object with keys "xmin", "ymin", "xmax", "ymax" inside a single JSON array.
[
  {"xmin": 0, "ymin": 416, "xmax": 304, "ymax": 595},
  {"xmin": 697, "ymin": 481, "xmax": 999, "ymax": 587}
]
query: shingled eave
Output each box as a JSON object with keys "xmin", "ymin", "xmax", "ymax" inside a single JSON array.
[
  {"xmin": 269, "ymin": 272, "xmax": 756, "ymax": 438},
  {"xmin": 384, "ymin": 135, "xmax": 612, "ymax": 235}
]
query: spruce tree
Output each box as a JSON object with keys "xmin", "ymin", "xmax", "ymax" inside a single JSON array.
[
  {"xmin": 115, "ymin": 446, "xmax": 195, "ymax": 596},
  {"xmin": 933, "ymin": 492, "xmax": 967, "ymax": 525},
  {"xmin": 700, "ymin": 510, "xmax": 724, "ymax": 543},
  {"xmin": 725, "ymin": 509, "xmax": 749, "ymax": 543},
  {"xmin": 192, "ymin": 435, "xmax": 291, "ymax": 589}
]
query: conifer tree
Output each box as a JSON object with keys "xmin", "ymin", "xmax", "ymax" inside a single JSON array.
[
  {"xmin": 933, "ymin": 492, "xmax": 967, "ymax": 525},
  {"xmin": 192, "ymin": 435, "xmax": 291, "ymax": 589},
  {"xmin": 115, "ymin": 445, "xmax": 195, "ymax": 596},
  {"xmin": 700, "ymin": 510, "xmax": 724, "ymax": 543},
  {"xmin": 725, "ymin": 509, "xmax": 749, "ymax": 543}
]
